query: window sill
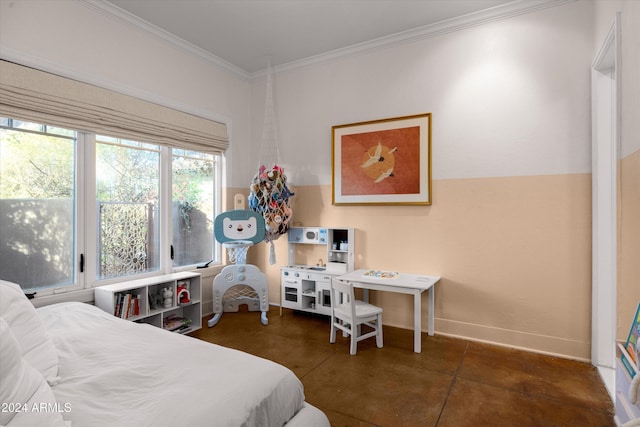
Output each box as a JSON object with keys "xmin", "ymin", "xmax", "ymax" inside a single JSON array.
[
  {"xmin": 30, "ymin": 266, "xmax": 224, "ymax": 309},
  {"xmin": 30, "ymin": 288, "xmax": 95, "ymax": 308}
]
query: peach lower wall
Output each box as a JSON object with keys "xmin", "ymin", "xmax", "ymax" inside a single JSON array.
[
  {"xmin": 618, "ymin": 149, "xmax": 640, "ymax": 340},
  {"xmin": 227, "ymin": 172, "xmax": 593, "ymax": 360}
]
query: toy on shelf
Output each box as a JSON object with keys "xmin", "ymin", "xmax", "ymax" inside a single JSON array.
[
  {"xmin": 207, "ymin": 210, "xmax": 269, "ymax": 327},
  {"xmin": 162, "ymin": 287, "xmax": 172, "ymax": 308},
  {"xmin": 176, "ymin": 281, "xmax": 190, "ymax": 305}
]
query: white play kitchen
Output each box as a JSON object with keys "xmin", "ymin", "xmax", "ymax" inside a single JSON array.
[{"xmin": 280, "ymin": 227, "xmax": 354, "ymax": 316}]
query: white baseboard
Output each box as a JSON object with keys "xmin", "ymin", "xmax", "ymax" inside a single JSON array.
[{"xmin": 434, "ymin": 317, "xmax": 591, "ymax": 362}]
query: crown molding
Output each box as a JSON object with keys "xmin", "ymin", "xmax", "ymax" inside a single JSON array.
[
  {"xmin": 81, "ymin": 0, "xmax": 575, "ymax": 80},
  {"xmin": 262, "ymin": 0, "xmax": 576, "ymax": 78}
]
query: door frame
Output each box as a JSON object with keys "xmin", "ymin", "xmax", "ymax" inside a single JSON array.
[{"xmin": 591, "ymin": 12, "xmax": 621, "ymax": 398}]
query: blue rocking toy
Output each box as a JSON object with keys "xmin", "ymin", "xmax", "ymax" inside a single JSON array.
[{"xmin": 207, "ymin": 210, "xmax": 269, "ymax": 327}]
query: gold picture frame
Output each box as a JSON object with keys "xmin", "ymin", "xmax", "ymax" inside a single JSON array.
[{"xmin": 332, "ymin": 113, "xmax": 432, "ymax": 205}]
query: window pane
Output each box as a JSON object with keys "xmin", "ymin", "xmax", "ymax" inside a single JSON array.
[
  {"xmin": 96, "ymin": 137, "xmax": 160, "ymax": 279},
  {"xmin": 12, "ymin": 120, "xmax": 44, "ymax": 132},
  {"xmin": 0, "ymin": 126, "xmax": 76, "ymax": 290},
  {"xmin": 46, "ymin": 125, "xmax": 75, "ymax": 138},
  {"xmin": 172, "ymin": 150, "xmax": 216, "ymax": 267}
]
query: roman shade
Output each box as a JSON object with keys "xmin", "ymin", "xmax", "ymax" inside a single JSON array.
[{"xmin": 0, "ymin": 60, "xmax": 228, "ymax": 152}]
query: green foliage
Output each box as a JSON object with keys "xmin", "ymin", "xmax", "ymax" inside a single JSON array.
[
  {"xmin": 172, "ymin": 156, "xmax": 214, "ymax": 206},
  {"xmin": 96, "ymin": 143, "xmax": 159, "ymax": 203},
  {"xmin": 172, "ymin": 155, "xmax": 215, "ymax": 232},
  {"xmin": 0, "ymin": 129, "xmax": 74, "ymax": 199}
]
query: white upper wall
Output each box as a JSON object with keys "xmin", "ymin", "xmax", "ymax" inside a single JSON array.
[
  {"xmin": 1, "ymin": 0, "xmax": 605, "ymax": 188},
  {"xmin": 250, "ymin": 1, "xmax": 595, "ymax": 186},
  {"xmin": 0, "ymin": 0, "xmax": 252, "ymax": 187}
]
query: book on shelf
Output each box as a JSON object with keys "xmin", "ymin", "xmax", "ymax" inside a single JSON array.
[
  {"xmin": 132, "ymin": 297, "xmax": 140, "ymax": 317},
  {"xmin": 621, "ymin": 351, "xmax": 637, "ymax": 379},
  {"xmin": 113, "ymin": 292, "xmax": 141, "ymax": 319},
  {"xmin": 114, "ymin": 293, "xmax": 122, "ymax": 317},
  {"xmin": 622, "ymin": 302, "xmax": 640, "ymax": 378},
  {"xmin": 124, "ymin": 294, "xmax": 131, "ymax": 319}
]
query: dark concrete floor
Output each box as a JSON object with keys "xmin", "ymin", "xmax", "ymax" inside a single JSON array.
[{"xmin": 190, "ymin": 307, "xmax": 614, "ymax": 427}]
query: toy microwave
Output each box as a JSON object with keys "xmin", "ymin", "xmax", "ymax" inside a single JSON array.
[{"xmin": 287, "ymin": 227, "xmax": 328, "ymax": 245}]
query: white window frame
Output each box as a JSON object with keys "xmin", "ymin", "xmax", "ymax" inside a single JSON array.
[
  {"xmin": 168, "ymin": 147, "xmax": 223, "ymax": 273},
  {"xmin": 1, "ymin": 120, "xmax": 223, "ymax": 299}
]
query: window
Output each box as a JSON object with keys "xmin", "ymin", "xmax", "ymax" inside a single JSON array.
[
  {"xmin": 172, "ymin": 149, "xmax": 218, "ymax": 267},
  {"xmin": 0, "ymin": 117, "xmax": 222, "ymax": 294},
  {"xmin": 0, "ymin": 119, "xmax": 77, "ymax": 291},
  {"xmin": 96, "ymin": 136, "xmax": 160, "ymax": 279}
]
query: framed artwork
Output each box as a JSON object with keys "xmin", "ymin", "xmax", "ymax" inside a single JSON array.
[{"xmin": 332, "ymin": 113, "xmax": 432, "ymax": 205}]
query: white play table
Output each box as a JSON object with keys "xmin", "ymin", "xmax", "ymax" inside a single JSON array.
[{"xmin": 333, "ymin": 269, "xmax": 441, "ymax": 353}]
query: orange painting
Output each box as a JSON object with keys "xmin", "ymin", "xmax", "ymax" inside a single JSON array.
[
  {"xmin": 332, "ymin": 113, "xmax": 431, "ymax": 205},
  {"xmin": 340, "ymin": 126, "xmax": 420, "ymax": 196}
]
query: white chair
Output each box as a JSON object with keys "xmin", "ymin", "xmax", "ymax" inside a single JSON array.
[{"xmin": 330, "ymin": 278, "xmax": 383, "ymax": 355}]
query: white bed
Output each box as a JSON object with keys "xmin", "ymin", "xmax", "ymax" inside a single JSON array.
[{"xmin": 0, "ymin": 280, "xmax": 330, "ymax": 427}]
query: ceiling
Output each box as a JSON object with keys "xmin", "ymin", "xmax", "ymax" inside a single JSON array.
[{"xmin": 102, "ymin": 0, "xmax": 521, "ymax": 75}]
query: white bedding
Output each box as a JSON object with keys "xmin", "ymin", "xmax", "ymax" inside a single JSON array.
[{"xmin": 37, "ymin": 302, "xmax": 308, "ymax": 427}]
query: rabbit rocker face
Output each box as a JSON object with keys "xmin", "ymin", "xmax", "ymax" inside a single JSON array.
[
  {"xmin": 222, "ymin": 216, "xmax": 258, "ymax": 240},
  {"xmin": 214, "ymin": 210, "xmax": 266, "ymax": 245}
]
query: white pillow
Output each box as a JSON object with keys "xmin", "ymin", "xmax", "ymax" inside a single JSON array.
[
  {"xmin": 0, "ymin": 280, "xmax": 59, "ymax": 380},
  {"xmin": 0, "ymin": 318, "xmax": 66, "ymax": 427}
]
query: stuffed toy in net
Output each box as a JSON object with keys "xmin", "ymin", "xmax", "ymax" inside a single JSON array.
[{"xmin": 249, "ymin": 164, "xmax": 294, "ymax": 264}]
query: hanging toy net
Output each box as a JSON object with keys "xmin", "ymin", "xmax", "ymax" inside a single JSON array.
[{"xmin": 249, "ymin": 60, "xmax": 294, "ymax": 264}]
